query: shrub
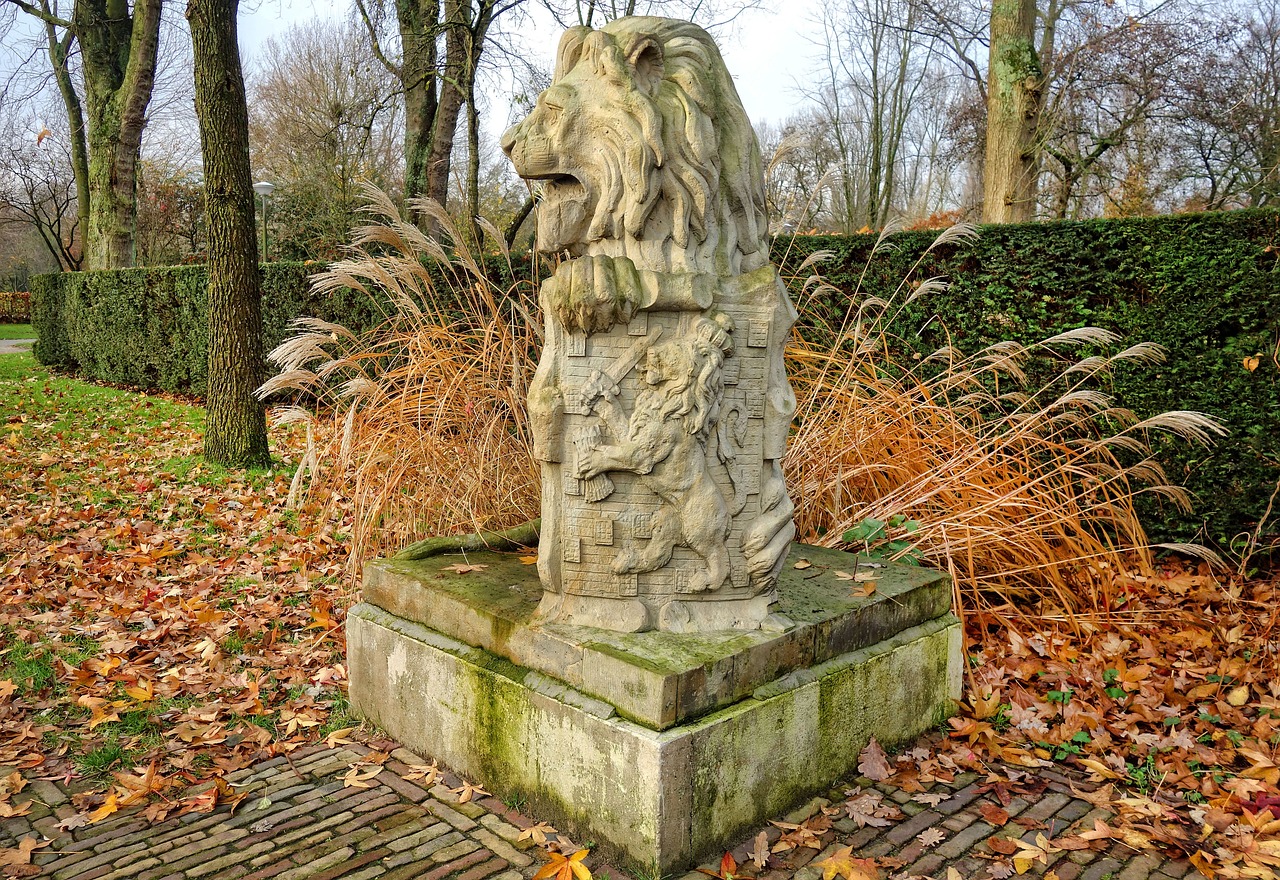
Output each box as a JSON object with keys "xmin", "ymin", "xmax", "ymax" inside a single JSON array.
[
  {"xmin": 0, "ymin": 291, "xmax": 31, "ymax": 323},
  {"xmin": 775, "ymin": 209, "xmax": 1280, "ymax": 550}
]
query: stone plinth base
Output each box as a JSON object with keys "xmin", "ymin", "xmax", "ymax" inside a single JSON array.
[{"xmin": 348, "ymin": 546, "xmax": 961, "ymax": 872}]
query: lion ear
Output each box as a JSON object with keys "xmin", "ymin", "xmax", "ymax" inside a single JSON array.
[
  {"xmin": 627, "ymin": 38, "xmax": 664, "ymax": 94},
  {"xmin": 554, "ymin": 26, "xmax": 592, "ymax": 81}
]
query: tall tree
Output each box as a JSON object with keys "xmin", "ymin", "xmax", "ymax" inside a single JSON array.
[
  {"xmin": 247, "ymin": 20, "xmax": 402, "ymax": 260},
  {"xmin": 355, "ymin": 0, "xmax": 505, "ymax": 230},
  {"xmin": 187, "ymin": 0, "xmax": 269, "ymax": 467},
  {"xmin": 982, "ymin": 0, "xmax": 1041, "ymax": 222},
  {"xmin": 5, "ymin": 0, "xmax": 162, "ymax": 268}
]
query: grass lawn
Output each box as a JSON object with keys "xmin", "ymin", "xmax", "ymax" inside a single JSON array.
[
  {"xmin": 0, "ymin": 323, "xmax": 34, "ymax": 339},
  {"xmin": 0, "ymin": 351, "xmax": 355, "ymax": 823}
]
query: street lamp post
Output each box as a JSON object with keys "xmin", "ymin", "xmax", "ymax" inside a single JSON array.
[{"xmin": 252, "ymin": 181, "xmax": 275, "ymax": 262}]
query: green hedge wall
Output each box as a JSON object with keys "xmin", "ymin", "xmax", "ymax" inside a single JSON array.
[
  {"xmin": 30, "ymin": 209, "xmax": 1280, "ymax": 546},
  {"xmin": 29, "ymin": 259, "xmax": 524, "ymax": 396},
  {"xmin": 772, "ymin": 209, "xmax": 1280, "ymax": 549}
]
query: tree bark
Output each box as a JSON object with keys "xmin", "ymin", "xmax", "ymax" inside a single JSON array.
[
  {"xmin": 41, "ymin": 7, "xmax": 90, "ymax": 260},
  {"xmin": 982, "ymin": 0, "xmax": 1042, "ymax": 223},
  {"xmin": 75, "ymin": 0, "xmax": 162, "ymax": 268},
  {"xmin": 188, "ymin": 0, "xmax": 270, "ymax": 468},
  {"xmin": 398, "ymin": 0, "xmax": 442, "ymax": 219},
  {"xmin": 422, "ymin": 0, "xmax": 470, "ymax": 229}
]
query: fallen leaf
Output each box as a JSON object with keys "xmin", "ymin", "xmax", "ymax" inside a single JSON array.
[
  {"xmin": 912, "ymin": 791, "xmax": 950, "ymax": 807},
  {"xmin": 88, "ymin": 791, "xmax": 119, "ymax": 823},
  {"xmin": 519, "ymin": 555, "xmax": 538, "ymax": 565},
  {"xmin": 533, "ymin": 848, "xmax": 592, "ymax": 880},
  {"xmin": 451, "ymin": 780, "xmax": 490, "ymax": 803},
  {"xmin": 988, "ymin": 836, "xmax": 1020, "ymax": 855},
  {"xmin": 0, "ymin": 837, "xmax": 46, "ymax": 868},
  {"xmin": 340, "ymin": 764, "xmax": 384, "ymax": 788},
  {"xmin": 57, "ymin": 812, "xmax": 90, "ymax": 831},
  {"xmin": 980, "ymin": 803, "xmax": 1011, "ymax": 826},
  {"xmin": 794, "ymin": 559, "xmax": 812, "ymax": 570},
  {"xmin": 917, "ymin": 827, "xmax": 946, "ymax": 847},
  {"xmin": 815, "ymin": 845, "xmax": 878, "ymax": 880},
  {"xmin": 442, "ymin": 563, "xmax": 488, "ymax": 574},
  {"xmin": 324, "ymin": 726, "xmax": 356, "ymax": 748},
  {"xmin": 697, "ymin": 852, "xmax": 738, "ymax": 880},
  {"xmin": 750, "ymin": 830, "xmax": 770, "ymax": 870},
  {"xmin": 519, "ymin": 822, "xmax": 558, "ymax": 846},
  {"xmin": 858, "ymin": 737, "xmax": 893, "ymax": 782},
  {"xmin": 403, "ymin": 761, "xmax": 441, "ymax": 785}
]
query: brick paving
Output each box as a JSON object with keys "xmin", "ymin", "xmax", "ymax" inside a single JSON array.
[{"xmin": 1, "ymin": 738, "xmax": 1200, "ymax": 880}]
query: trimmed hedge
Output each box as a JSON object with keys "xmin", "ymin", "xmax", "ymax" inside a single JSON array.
[
  {"xmin": 29, "ymin": 260, "xmax": 523, "ymax": 396},
  {"xmin": 772, "ymin": 209, "xmax": 1280, "ymax": 548},
  {"xmin": 30, "ymin": 210, "xmax": 1280, "ymax": 545}
]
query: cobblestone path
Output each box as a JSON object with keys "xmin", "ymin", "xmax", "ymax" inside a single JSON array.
[{"xmin": 1, "ymin": 740, "xmax": 1200, "ymax": 880}]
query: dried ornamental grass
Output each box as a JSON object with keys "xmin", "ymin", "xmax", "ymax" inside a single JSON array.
[
  {"xmin": 262, "ymin": 188, "xmax": 1225, "ymax": 618},
  {"xmin": 257, "ymin": 186, "xmax": 541, "ymax": 571},
  {"xmin": 781, "ymin": 224, "xmax": 1225, "ymax": 619}
]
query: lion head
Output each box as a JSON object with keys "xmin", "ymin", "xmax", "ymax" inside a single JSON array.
[
  {"xmin": 643, "ymin": 312, "xmax": 734, "ymax": 439},
  {"xmin": 501, "ymin": 17, "xmax": 769, "ymax": 277}
]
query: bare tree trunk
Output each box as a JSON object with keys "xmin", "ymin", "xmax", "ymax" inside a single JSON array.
[
  {"xmin": 982, "ymin": 0, "xmax": 1042, "ymax": 223},
  {"xmin": 76, "ymin": 0, "xmax": 162, "ymax": 268},
  {"xmin": 397, "ymin": 0, "xmax": 442, "ymax": 218},
  {"xmin": 41, "ymin": 6, "xmax": 89, "ymax": 261},
  {"xmin": 423, "ymin": 0, "xmax": 469, "ymax": 228},
  {"xmin": 188, "ymin": 0, "xmax": 269, "ymax": 468}
]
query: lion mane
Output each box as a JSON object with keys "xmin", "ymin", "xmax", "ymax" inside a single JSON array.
[{"xmin": 531, "ymin": 17, "xmax": 770, "ymax": 276}]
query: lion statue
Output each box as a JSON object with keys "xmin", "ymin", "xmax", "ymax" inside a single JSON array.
[{"xmin": 503, "ymin": 16, "xmax": 796, "ymax": 631}]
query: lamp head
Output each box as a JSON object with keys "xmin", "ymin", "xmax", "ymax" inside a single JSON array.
[{"xmin": 253, "ymin": 181, "xmax": 275, "ymax": 197}]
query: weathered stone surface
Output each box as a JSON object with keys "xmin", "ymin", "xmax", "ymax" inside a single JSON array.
[
  {"xmin": 499, "ymin": 17, "xmax": 797, "ymax": 630},
  {"xmin": 364, "ymin": 544, "xmax": 951, "ymax": 729},
  {"xmin": 347, "ymin": 601, "xmax": 962, "ymax": 872}
]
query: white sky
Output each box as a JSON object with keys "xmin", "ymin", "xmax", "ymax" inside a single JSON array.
[{"xmin": 234, "ymin": 0, "xmax": 824, "ymax": 134}]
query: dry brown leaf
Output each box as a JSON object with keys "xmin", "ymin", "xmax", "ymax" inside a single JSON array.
[
  {"xmin": 750, "ymin": 830, "xmax": 770, "ymax": 870},
  {"xmin": 857, "ymin": 737, "xmax": 893, "ymax": 782},
  {"xmin": 0, "ymin": 837, "xmax": 46, "ymax": 868},
  {"xmin": 518, "ymin": 822, "xmax": 557, "ymax": 846},
  {"xmin": 980, "ymin": 803, "xmax": 1011, "ymax": 826},
  {"xmin": 917, "ymin": 827, "xmax": 945, "ymax": 848},
  {"xmin": 442, "ymin": 563, "xmax": 488, "ymax": 574}
]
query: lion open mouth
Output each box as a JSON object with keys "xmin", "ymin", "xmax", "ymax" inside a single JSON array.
[{"xmin": 533, "ymin": 174, "xmax": 592, "ymax": 251}]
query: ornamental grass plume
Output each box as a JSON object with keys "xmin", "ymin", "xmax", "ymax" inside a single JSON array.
[
  {"xmin": 257, "ymin": 185, "xmax": 540, "ymax": 571},
  {"xmin": 262, "ymin": 186, "xmax": 1225, "ymax": 618},
  {"xmin": 781, "ymin": 223, "xmax": 1225, "ymax": 620}
]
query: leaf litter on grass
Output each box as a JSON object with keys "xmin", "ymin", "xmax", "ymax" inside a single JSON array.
[{"xmin": 0, "ymin": 355, "xmax": 356, "ymax": 826}]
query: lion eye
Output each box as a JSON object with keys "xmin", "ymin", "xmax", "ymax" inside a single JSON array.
[{"xmin": 542, "ymin": 102, "xmax": 563, "ymax": 125}]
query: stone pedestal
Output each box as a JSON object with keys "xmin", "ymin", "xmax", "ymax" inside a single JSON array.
[{"xmin": 348, "ymin": 544, "xmax": 961, "ymax": 872}]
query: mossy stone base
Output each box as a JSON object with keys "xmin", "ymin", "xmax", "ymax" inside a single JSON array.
[
  {"xmin": 364, "ymin": 543, "xmax": 952, "ymax": 729},
  {"xmin": 347, "ymin": 600, "xmax": 961, "ymax": 873}
]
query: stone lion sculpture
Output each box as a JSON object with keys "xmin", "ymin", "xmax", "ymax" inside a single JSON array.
[{"xmin": 503, "ymin": 16, "xmax": 797, "ymax": 633}]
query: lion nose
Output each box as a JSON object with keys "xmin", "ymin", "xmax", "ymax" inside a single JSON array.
[{"xmin": 500, "ymin": 124, "xmax": 520, "ymax": 156}]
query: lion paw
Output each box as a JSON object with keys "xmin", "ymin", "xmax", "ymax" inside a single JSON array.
[{"xmin": 545, "ymin": 254, "xmax": 642, "ymax": 334}]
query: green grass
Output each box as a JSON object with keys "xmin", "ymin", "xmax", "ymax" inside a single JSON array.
[
  {"xmin": 0, "ymin": 351, "xmax": 203, "ymax": 440},
  {"xmin": 0, "ymin": 324, "xmax": 33, "ymax": 340}
]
